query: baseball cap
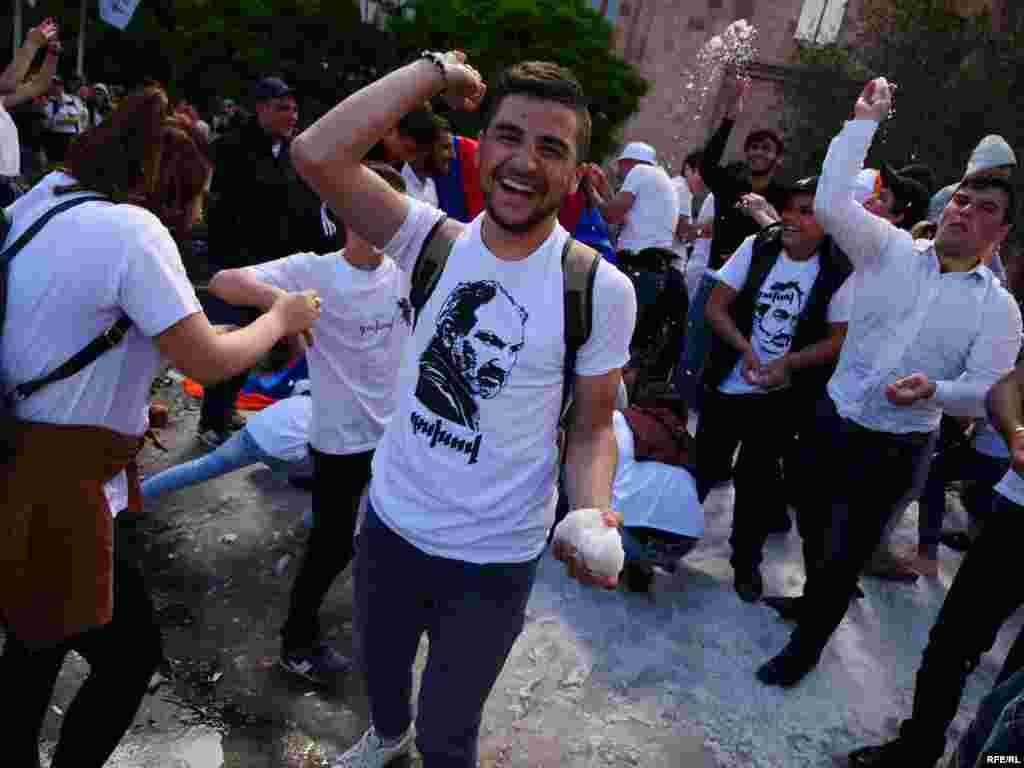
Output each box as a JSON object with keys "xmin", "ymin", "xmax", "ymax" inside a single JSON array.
[
  {"xmin": 254, "ymin": 77, "xmax": 295, "ymax": 103},
  {"xmin": 618, "ymin": 142, "xmax": 657, "ymax": 165},
  {"xmin": 782, "ymin": 175, "xmax": 819, "ymax": 204},
  {"xmin": 965, "ymin": 135, "xmax": 1016, "ymax": 179}
]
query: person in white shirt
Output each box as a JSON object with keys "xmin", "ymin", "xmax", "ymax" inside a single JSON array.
[
  {"xmin": 141, "ymin": 390, "xmax": 315, "ymax": 498},
  {"xmin": 0, "ymin": 18, "xmax": 60, "ymax": 202},
  {"xmin": 401, "ymin": 113, "xmax": 452, "ymax": 207},
  {"xmin": 42, "ymin": 75, "xmax": 88, "ymax": 162},
  {"xmin": 0, "ymin": 85, "xmax": 320, "ymax": 768},
  {"xmin": 757, "ymin": 78, "xmax": 1022, "ymax": 695},
  {"xmin": 209, "ymin": 163, "xmax": 413, "ymax": 687},
  {"xmin": 698, "ymin": 177, "xmax": 853, "ymax": 603},
  {"xmin": 291, "ymin": 54, "xmax": 636, "ymax": 767},
  {"xmin": 669, "ymin": 148, "xmax": 707, "ymax": 275},
  {"xmin": 591, "ymin": 140, "xmax": 679, "ymax": 266}
]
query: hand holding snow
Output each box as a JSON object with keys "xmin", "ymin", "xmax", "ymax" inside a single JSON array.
[{"xmin": 552, "ymin": 507, "xmax": 625, "ymax": 580}]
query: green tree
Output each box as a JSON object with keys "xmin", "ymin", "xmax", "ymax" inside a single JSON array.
[
  {"xmin": 385, "ymin": 0, "xmax": 649, "ymax": 162},
  {"xmin": 778, "ymin": 0, "xmax": 1023, "ymax": 206}
]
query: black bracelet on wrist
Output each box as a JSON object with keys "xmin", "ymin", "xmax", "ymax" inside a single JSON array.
[{"xmin": 420, "ymin": 51, "xmax": 448, "ymax": 90}]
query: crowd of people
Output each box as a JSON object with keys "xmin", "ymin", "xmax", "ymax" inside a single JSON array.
[{"xmin": 1, "ymin": 27, "xmax": 1023, "ymax": 768}]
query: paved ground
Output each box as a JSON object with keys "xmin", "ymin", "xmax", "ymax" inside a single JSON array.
[{"xmin": 16, "ymin": 376, "xmax": 1021, "ymax": 767}]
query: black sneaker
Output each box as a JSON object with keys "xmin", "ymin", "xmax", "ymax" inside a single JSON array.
[
  {"xmin": 734, "ymin": 567, "xmax": 764, "ymax": 603},
  {"xmin": 756, "ymin": 640, "xmax": 821, "ymax": 687},
  {"xmin": 279, "ymin": 643, "xmax": 352, "ymax": 686}
]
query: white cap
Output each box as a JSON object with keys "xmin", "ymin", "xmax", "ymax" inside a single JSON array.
[
  {"xmin": 965, "ymin": 135, "xmax": 1016, "ymax": 179},
  {"xmin": 618, "ymin": 141, "xmax": 657, "ymax": 165}
]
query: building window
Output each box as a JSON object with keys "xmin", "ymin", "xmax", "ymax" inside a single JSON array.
[{"xmin": 795, "ymin": 0, "xmax": 848, "ymax": 44}]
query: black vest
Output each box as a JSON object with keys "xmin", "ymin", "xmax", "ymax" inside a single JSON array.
[{"xmin": 703, "ymin": 224, "xmax": 852, "ymax": 396}]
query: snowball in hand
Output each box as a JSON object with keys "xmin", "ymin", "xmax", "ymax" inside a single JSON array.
[{"xmin": 552, "ymin": 508, "xmax": 625, "ymax": 579}]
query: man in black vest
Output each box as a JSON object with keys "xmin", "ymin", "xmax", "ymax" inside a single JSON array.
[{"xmin": 696, "ymin": 177, "xmax": 853, "ymax": 602}]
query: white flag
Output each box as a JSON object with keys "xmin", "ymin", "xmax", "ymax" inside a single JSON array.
[{"xmin": 99, "ymin": 0, "xmax": 143, "ymax": 30}]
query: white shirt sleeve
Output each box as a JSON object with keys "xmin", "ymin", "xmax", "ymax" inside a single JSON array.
[
  {"xmin": 245, "ymin": 252, "xmax": 319, "ymax": 293},
  {"xmin": 621, "ymin": 166, "xmax": 649, "ymax": 197},
  {"xmin": 932, "ymin": 287, "xmax": 1023, "ymax": 418},
  {"xmin": 815, "ymin": 119, "xmax": 904, "ymax": 273},
  {"xmin": 574, "ymin": 260, "xmax": 637, "ymax": 377},
  {"xmin": 698, "ymin": 193, "xmax": 716, "ymax": 224},
  {"xmin": 715, "ymin": 235, "xmax": 756, "ymax": 292},
  {"xmin": 118, "ymin": 224, "xmax": 201, "ymax": 337},
  {"xmin": 380, "ymin": 196, "xmax": 448, "ymax": 273},
  {"xmin": 826, "ymin": 275, "xmax": 855, "ymax": 323},
  {"xmin": 674, "ymin": 178, "xmax": 693, "ymax": 224}
]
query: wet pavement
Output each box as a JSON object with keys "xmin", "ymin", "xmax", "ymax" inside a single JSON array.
[{"xmin": 18, "ymin": 377, "xmax": 715, "ymax": 767}]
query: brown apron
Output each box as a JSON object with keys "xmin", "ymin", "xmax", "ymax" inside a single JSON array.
[{"xmin": 0, "ymin": 421, "xmax": 143, "ymax": 649}]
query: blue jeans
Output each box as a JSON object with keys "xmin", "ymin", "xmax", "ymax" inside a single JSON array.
[
  {"xmin": 141, "ymin": 428, "xmax": 297, "ymax": 499},
  {"xmin": 955, "ymin": 667, "xmax": 1024, "ymax": 767},
  {"xmin": 673, "ymin": 271, "xmax": 718, "ymax": 411},
  {"xmin": 355, "ymin": 504, "xmax": 539, "ymax": 767}
]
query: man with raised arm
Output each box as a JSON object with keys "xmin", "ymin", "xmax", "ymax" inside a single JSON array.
[
  {"xmin": 290, "ymin": 53, "xmax": 636, "ymax": 768},
  {"xmin": 754, "ymin": 78, "xmax": 1020, "ymax": 694}
]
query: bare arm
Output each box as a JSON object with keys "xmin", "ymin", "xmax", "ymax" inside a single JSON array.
[
  {"xmin": 787, "ymin": 323, "xmax": 846, "ymax": 371},
  {"xmin": 987, "ymin": 366, "xmax": 1024, "ymax": 471},
  {"xmin": 564, "ymin": 369, "xmax": 621, "ymax": 511},
  {"xmin": 594, "ymin": 189, "xmax": 635, "ymax": 226},
  {"xmin": 3, "ymin": 48, "xmax": 58, "ymax": 109},
  {"xmin": 154, "ymin": 291, "xmax": 318, "ymax": 386},
  {"xmin": 705, "ymin": 281, "xmax": 753, "ymax": 357},
  {"xmin": 291, "ymin": 52, "xmax": 484, "ymax": 249},
  {"xmin": 208, "ymin": 268, "xmax": 287, "ymax": 312}
]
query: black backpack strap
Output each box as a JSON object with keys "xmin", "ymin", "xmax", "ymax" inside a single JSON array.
[
  {"xmin": 560, "ymin": 237, "xmax": 600, "ymax": 423},
  {"xmin": 409, "ymin": 215, "xmax": 463, "ymax": 328},
  {"xmin": 9, "ymin": 315, "xmax": 133, "ymax": 403},
  {"xmin": 2, "ymin": 194, "xmax": 124, "ymax": 405}
]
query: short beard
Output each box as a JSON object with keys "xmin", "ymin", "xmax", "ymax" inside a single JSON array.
[{"xmin": 484, "ymin": 195, "xmax": 562, "ymax": 234}]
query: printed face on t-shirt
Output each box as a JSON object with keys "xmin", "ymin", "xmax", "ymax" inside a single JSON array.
[
  {"xmin": 754, "ymin": 280, "xmax": 805, "ymax": 353},
  {"xmin": 416, "ymin": 280, "xmax": 529, "ymax": 433}
]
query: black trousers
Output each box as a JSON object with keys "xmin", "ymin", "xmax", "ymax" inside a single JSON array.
[
  {"xmin": 280, "ymin": 447, "xmax": 374, "ymax": 651},
  {"xmin": 898, "ymin": 492, "xmax": 1024, "ymax": 761},
  {"xmin": 196, "ymin": 289, "xmax": 261, "ymax": 432},
  {"xmin": 2, "ymin": 517, "xmax": 164, "ymax": 768},
  {"xmin": 791, "ymin": 397, "xmax": 933, "ymax": 654},
  {"xmin": 696, "ymin": 387, "xmax": 809, "ymax": 572}
]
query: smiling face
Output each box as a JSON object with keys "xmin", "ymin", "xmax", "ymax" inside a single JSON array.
[
  {"xmin": 780, "ymin": 192, "xmax": 825, "ymax": 257},
  {"xmin": 744, "ymin": 137, "xmax": 780, "ymax": 176},
  {"xmin": 450, "ymin": 292, "xmax": 526, "ymax": 398},
  {"xmin": 935, "ymin": 184, "xmax": 1012, "ymax": 258},
  {"xmin": 479, "ymin": 94, "xmax": 583, "ymax": 235}
]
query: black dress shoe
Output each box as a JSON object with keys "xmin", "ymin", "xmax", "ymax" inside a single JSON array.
[
  {"xmin": 848, "ymin": 738, "xmax": 941, "ymax": 768},
  {"xmin": 734, "ymin": 568, "xmax": 764, "ymax": 603},
  {"xmin": 940, "ymin": 530, "xmax": 973, "ymax": 552},
  {"xmin": 763, "ymin": 595, "xmax": 804, "ymax": 621},
  {"xmin": 756, "ymin": 641, "xmax": 821, "ymax": 687}
]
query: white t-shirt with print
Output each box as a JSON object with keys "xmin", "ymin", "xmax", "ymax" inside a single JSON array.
[
  {"xmin": 370, "ymin": 198, "xmax": 637, "ymax": 564},
  {"xmin": 716, "ymin": 234, "xmax": 854, "ymax": 395},
  {"xmin": 0, "ymin": 102, "xmax": 20, "ymax": 176},
  {"xmin": 245, "ymin": 395, "xmax": 313, "ymax": 463},
  {"xmin": 247, "ymin": 251, "xmax": 411, "ymax": 455},
  {"xmin": 617, "ymin": 163, "xmax": 678, "ymax": 253},
  {"xmin": 687, "ymin": 193, "xmax": 716, "ymax": 296},
  {"xmin": 3, "ymin": 172, "xmax": 201, "ymax": 434}
]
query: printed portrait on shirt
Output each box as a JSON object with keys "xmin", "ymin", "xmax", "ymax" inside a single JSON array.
[
  {"xmin": 753, "ymin": 280, "xmax": 805, "ymax": 357},
  {"xmin": 416, "ymin": 280, "xmax": 528, "ymax": 431}
]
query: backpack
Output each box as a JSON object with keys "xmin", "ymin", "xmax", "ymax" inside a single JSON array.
[
  {"xmin": 1, "ymin": 194, "xmax": 124, "ymax": 464},
  {"xmin": 409, "ymin": 215, "xmax": 600, "ymax": 422}
]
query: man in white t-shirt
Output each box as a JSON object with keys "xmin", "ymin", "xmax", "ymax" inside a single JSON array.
[
  {"xmin": 42, "ymin": 75, "xmax": 88, "ymax": 162},
  {"xmin": 290, "ymin": 55, "xmax": 636, "ymax": 767},
  {"xmin": 590, "ymin": 141, "xmax": 678, "ymax": 265},
  {"xmin": 697, "ymin": 176, "xmax": 853, "ymax": 604},
  {"xmin": 669, "ymin": 148, "xmax": 707, "ymax": 274},
  {"xmin": 401, "ymin": 113, "xmax": 452, "ymax": 208},
  {"xmin": 208, "ymin": 163, "xmax": 412, "ymax": 687}
]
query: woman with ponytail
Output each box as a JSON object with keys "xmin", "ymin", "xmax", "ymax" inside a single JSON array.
[{"xmin": 0, "ymin": 83, "xmax": 321, "ymax": 768}]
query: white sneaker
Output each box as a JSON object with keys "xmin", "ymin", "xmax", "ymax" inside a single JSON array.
[{"xmin": 333, "ymin": 725, "xmax": 413, "ymax": 768}]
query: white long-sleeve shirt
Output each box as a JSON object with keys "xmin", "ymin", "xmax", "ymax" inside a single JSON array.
[{"xmin": 817, "ymin": 119, "xmax": 1021, "ymax": 434}]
